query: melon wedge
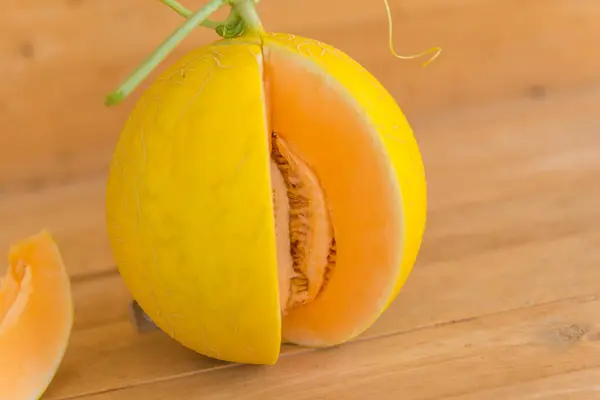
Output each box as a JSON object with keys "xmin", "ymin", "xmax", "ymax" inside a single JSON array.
[
  {"xmin": 263, "ymin": 33, "xmax": 426, "ymax": 346},
  {"xmin": 106, "ymin": 33, "xmax": 426, "ymax": 365},
  {"xmin": 0, "ymin": 231, "xmax": 73, "ymax": 399}
]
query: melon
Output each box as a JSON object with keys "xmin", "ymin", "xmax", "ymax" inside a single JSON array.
[
  {"xmin": 0, "ymin": 230, "xmax": 73, "ymax": 399},
  {"xmin": 105, "ymin": 0, "xmax": 430, "ymax": 365}
]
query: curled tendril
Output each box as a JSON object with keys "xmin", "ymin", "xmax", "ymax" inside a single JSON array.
[
  {"xmin": 215, "ymin": 14, "xmax": 246, "ymax": 38},
  {"xmin": 161, "ymin": 0, "xmax": 246, "ymax": 38},
  {"xmin": 382, "ymin": 0, "xmax": 441, "ymax": 67}
]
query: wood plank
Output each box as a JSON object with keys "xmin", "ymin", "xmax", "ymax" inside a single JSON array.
[
  {"xmin": 44, "ymin": 165, "xmax": 600, "ymax": 398},
  {"xmin": 417, "ymin": 85, "xmax": 600, "ymax": 209},
  {"xmin": 415, "ymin": 86, "xmax": 600, "ymax": 264},
  {"xmin": 44, "ymin": 148, "xmax": 600, "ymax": 397},
  {"xmin": 0, "ymin": 179, "xmax": 112, "ymax": 279},
  {"xmin": 69, "ymin": 294, "xmax": 600, "ymax": 399},
  {"xmin": 71, "ymin": 274, "xmax": 131, "ymax": 332},
  {"xmin": 35, "ymin": 87, "xmax": 600, "ymax": 398},
  {"xmin": 43, "ymin": 226, "xmax": 600, "ymax": 399},
  {"xmin": 1, "ymin": 84, "xmax": 599, "ymax": 282},
  {"xmin": 446, "ymin": 368, "xmax": 600, "ymax": 399},
  {"xmin": 1, "ymin": 0, "xmax": 599, "ymax": 190},
  {"xmin": 421, "ymin": 173, "xmax": 600, "ymax": 265}
]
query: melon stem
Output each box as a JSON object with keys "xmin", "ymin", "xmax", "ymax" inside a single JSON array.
[
  {"xmin": 229, "ymin": 0, "xmax": 264, "ymax": 35},
  {"xmin": 160, "ymin": 0, "xmax": 220, "ymax": 28},
  {"xmin": 104, "ymin": 0, "xmax": 265, "ymax": 106},
  {"xmin": 160, "ymin": 0, "xmax": 247, "ymax": 38},
  {"xmin": 104, "ymin": 0, "xmax": 226, "ymax": 106}
]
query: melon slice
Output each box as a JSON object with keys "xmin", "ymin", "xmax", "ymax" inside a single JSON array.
[{"xmin": 0, "ymin": 230, "xmax": 73, "ymax": 399}]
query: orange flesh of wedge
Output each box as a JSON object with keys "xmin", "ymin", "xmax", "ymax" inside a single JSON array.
[
  {"xmin": 263, "ymin": 42, "xmax": 406, "ymax": 346},
  {"xmin": 0, "ymin": 231, "xmax": 73, "ymax": 399}
]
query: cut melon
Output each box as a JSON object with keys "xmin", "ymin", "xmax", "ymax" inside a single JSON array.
[
  {"xmin": 0, "ymin": 231, "xmax": 73, "ymax": 399},
  {"xmin": 105, "ymin": 0, "xmax": 427, "ymax": 366},
  {"xmin": 264, "ymin": 33, "xmax": 426, "ymax": 346}
]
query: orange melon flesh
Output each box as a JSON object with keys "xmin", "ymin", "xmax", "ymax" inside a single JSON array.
[
  {"xmin": 263, "ymin": 40, "xmax": 404, "ymax": 346},
  {"xmin": 0, "ymin": 231, "xmax": 73, "ymax": 399}
]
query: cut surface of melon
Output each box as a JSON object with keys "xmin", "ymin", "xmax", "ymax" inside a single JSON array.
[
  {"xmin": 106, "ymin": 33, "xmax": 426, "ymax": 365},
  {"xmin": 0, "ymin": 231, "xmax": 73, "ymax": 399},
  {"xmin": 262, "ymin": 33, "xmax": 426, "ymax": 347}
]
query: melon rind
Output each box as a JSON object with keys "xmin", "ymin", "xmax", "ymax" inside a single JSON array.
[{"xmin": 106, "ymin": 37, "xmax": 282, "ymax": 365}]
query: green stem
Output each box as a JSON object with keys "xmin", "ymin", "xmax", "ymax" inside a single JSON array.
[
  {"xmin": 161, "ymin": 0, "xmax": 245, "ymax": 38},
  {"xmin": 160, "ymin": 0, "xmax": 221, "ymax": 29},
  {"xmin": 105, "ymin": 0, "xmax": 225, "ymax": 106},
  {"xmin": 230, "ymin": 0, "xmax": 263, "ymax": 34},
  {"xmin": 160, "ymin": 0, "xmax": 193, "ymax": 19}
]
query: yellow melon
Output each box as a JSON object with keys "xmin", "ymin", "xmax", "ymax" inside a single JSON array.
[
  {"xmin": 0, "ymin": 231, "xmax": 73, "ymax": 399},
  {"xmin": 105, "ymin": 0, "xmax": 431, "ymax": 365}
]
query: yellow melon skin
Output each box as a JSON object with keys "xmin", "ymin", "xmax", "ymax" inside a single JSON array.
[
  {"xmin": 0, "ymin": 231, "xmax": 73, "ymax": 399},
  {"xmin": 106, "ymin": 33, "xmax": 426, "ymax": 365},
  {"xmin": 106, "ymin": 38, "xmax": 282, "ymax": 365}
]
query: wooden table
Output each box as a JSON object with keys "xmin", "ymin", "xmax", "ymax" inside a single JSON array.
[{"xmin": 2, "ymin": 0, "xmax": 600, "ymax": 398}]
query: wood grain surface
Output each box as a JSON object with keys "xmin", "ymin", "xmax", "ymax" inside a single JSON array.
[
  {"xmin": 1, "ymin": 0, "xmax": 600, "ymax": 191},
  {"xmin": 1, "ymin": 0, "xmax": 599, "ymax": 399}
]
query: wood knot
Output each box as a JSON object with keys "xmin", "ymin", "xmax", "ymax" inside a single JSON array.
[
  {"xmin": 552, "ymin": 324, "xmax": 587, "ymax": 343},
  {"xmin": 18, "ymin": 41, "xmax": 35, "ymax": 59},
  {"xmin": 528, "ymin": 84, "xmax": 547, "ymax": 100}
]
